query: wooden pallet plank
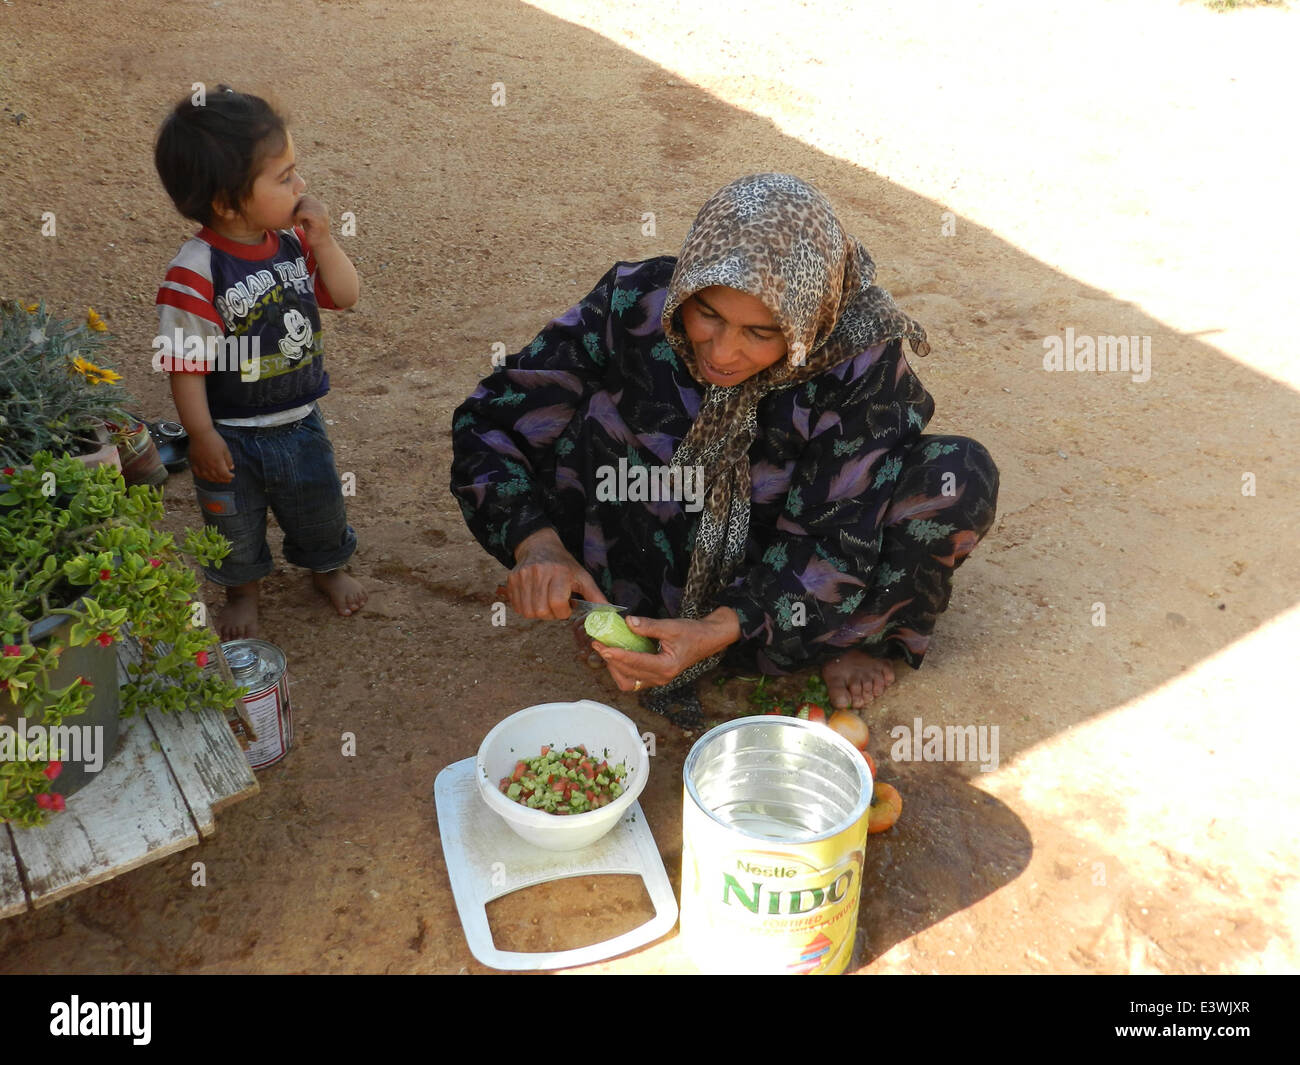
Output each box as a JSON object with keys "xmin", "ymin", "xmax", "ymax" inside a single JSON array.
[
  {"xmin": 146, "ymin": 705, "xmax": 258, "ymax": 839},
  {"xmin": 0, "ymin": 826, "xmax": 29, "ymax": 918},
  {"xmin": 121, "ymin": 634, "xmax": 259, "ymax": 839},
  {"xmin": 8, "ymin": 713, "xmax": 198, "ymax": 908}
]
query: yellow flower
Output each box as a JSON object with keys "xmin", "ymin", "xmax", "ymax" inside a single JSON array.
[
  {"xmin": 23, "ymin": 302, "xmax": 39, "ymax": 313},
  {"xmin": 69, "ymin": 355, "xmax": 122, "ymax": 385},
  {"xmin": 86, "ymin": 307, "xmax": 107, "ymax": 332}
]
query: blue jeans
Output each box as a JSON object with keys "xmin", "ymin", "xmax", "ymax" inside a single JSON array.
[{"xmin": 193, "ymin": 405, "xmax": 357, "ymax": 586}]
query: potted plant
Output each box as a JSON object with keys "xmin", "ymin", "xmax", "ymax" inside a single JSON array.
[
  {"xmin": 0, "ymin": 299, "xmax": 130, "ymax": 469},
  {"xmin": 0, "ymin": 454, "xmax": 241, "ymax": 827}
]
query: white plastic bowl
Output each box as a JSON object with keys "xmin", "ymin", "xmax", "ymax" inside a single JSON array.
[{"xmin": 476, "ymin": 700, "xmax": 650, "ymax": 851}]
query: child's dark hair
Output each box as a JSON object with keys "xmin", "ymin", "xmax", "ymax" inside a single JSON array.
[{"xmin": 154, "ymin": 85, "xmax": 287, "ymax": 226}]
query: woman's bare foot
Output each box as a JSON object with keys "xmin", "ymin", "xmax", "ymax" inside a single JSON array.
[
  {"xmin": 312, "ymin": 569, "xmax": 367, "ymax": 617},
  {"xmin": 822, "ymin": 650, "xmax": 896, "ymax": 710},
  {"xmin": 216, "ymin": 581, "xmax": 260, "ymax": 641}
]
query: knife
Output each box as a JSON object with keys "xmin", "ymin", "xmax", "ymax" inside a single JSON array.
[
  {"xmin": 567, "ymin": 597, "xmax": 630, "ymax": 620},
  {"xmin": 493, "ymin": 587, "xmax": 629, "ymax": 619}
]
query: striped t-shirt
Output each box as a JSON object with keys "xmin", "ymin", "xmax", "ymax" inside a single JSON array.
[{"xmin": 155, "ymin": 225, "xmax": 335, "ymax": 421}]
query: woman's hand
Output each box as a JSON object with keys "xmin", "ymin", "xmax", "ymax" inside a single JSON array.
[
  {"xmin": 595, "ymin": 607, "xmax": 741, "ymax": 692},
  {"xmin": 507, "ymin": 528, "xmax": 605, "ymax": 619}
]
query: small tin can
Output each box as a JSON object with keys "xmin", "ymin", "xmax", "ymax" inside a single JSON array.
[
  {"xmin": 680, "ymin": 717, "xmax": 873, "ymax": 975},
  {"xmin": 222, "ymin": 639, "xmax": 293, "ymax": 770}
]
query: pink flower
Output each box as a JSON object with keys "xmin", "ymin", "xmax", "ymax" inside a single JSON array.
[
  {"xmin": 96, "ymin": 633, "xmax": 113, "ymax": 648},
  {"xmin": 3, "ymin": 645, "xmax": 20, "ymax": 657},
  {"xmin": 195, "ymin": 650, "xmax": 210, "ymax": 668},
  {"xmin": 2, "ymin": 467, "xmax": 13, "ymax": 476},
  {"xmin": 44, "ymin": 761, "xmax": 62, "ymax": 780},
  {"xmin": 35, "ymin": 793, "xmax": 53, "ymax": 810},
  {"xmin": 149, "ymin": 558, "xmax": 162, "ymax": 568}
]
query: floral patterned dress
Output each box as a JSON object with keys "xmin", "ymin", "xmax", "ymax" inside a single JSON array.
[{"xmin": 450, "ymin": 256, "xmax": 998, "ymax": 678}]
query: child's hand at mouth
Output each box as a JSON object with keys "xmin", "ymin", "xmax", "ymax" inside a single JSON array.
[{"xmin": 292, "ymin": 194, "xmax": 333, "ymax": 246}]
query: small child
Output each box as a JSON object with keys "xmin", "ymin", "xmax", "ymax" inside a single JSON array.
[{"xmin": 153, "ymin": 84, "xmax": 365, "ymax": 640}]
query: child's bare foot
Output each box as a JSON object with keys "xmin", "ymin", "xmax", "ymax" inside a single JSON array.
[
  {"xmin": 312, "ymin": 568, "xmax": 366, "ymax": 617},
  {"xmin": 216, "ymin": 582, "xmax": 260, "ymax": 641},
  {"xmin": 822, "ymin": 650, "xmax": 896, "ymax": 710}
]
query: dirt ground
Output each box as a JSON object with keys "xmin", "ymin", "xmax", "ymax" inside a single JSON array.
[{"xmin": 1, "ymin": 0, "xmax": 1297, "ymax": 975}]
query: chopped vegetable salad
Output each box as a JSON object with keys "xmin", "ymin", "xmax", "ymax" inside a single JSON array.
[{"xmin": 497, "ymin": 745, "xmax": 629, "ymax": 815}]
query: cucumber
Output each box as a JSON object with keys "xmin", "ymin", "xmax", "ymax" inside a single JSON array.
[{"xmin": 584, "ymin": 610, "xmax": 658, "ymax": 653}]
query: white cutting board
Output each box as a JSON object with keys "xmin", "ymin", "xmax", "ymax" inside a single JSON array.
[{"xmin": 434, "ymin": 757, "xmax": 678, "ymax": 971}]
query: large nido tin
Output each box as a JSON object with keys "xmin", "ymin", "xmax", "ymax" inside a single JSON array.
[
  {"xmin": 222, "ymin": 639, "xmax": 293, "ymax": 770},
  {"xmin": 681, "ymin": 717, "xmax": 873, "ymax": 975}
]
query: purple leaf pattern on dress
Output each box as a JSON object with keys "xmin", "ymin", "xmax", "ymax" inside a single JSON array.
[
  {"xmin": 473, "ymin": 429, "xmax": 526, "ymax": 461},
  {"xmin": 791, "ymin": 396, "xmax": 810, "ymax": 440},
  {"xmin": 776, "ymin": 514, "xmax": 807, "ymax": 536},
  {"xmin": 548, "ymin": 303, "xmax": 585, "ymax": 329},
  {"xmin": 584, "ymin": 390, "xmax": 635, "ymax": 446},
  {"xmin": 583, "ymin": 523, "xmax": 608, "ymax": 569},
  {"xmin": 796, "ymin": 556, "xmax": 866, "ymax": 602},
  {"xmin": 556, "ymin": 465, "xmax": 583, "ymax": 496},
  {"xmin": 825, "ymin": 447, "xmax": 888, "ymax": 502},
  {"xmin": 811, "ymin": 411, "xmax": 842, "ymax": 438},
  {"xmin": 751, "ymin": 460, "xmax": 795, "ymax": 504},
  {"xmin": 506, "ymin": 368, "xmax": 584, "ymax": 394},
  {"xmin": 883, "ymin": 488, "xmax": 963, "ymax": 525},
  {"xmin": 813, "ymin": 597, "xmax": 913, "ymax": 647},
  {"xmin": 636, "ymin": 431, "xmax": 677, "ymax": 463},
  {"xmin": 627, "ymin": 288, "xmax": 669, "ymax": 335},
  {"xmin": 515, "ymin": 404, "xmax": 576, "ymax": 447}
]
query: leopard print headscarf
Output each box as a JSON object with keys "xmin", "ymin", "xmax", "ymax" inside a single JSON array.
[{"xmin": 657, "ymin": 173, "xmax": 930, "ymax": 698}]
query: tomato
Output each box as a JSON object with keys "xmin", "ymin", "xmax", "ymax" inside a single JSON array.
[
  {"xmin": 867, "ymin": 782, "xmax": 902, "ymax": 834},
  {"xmin": 862, "ymin": 749, "xmax": 877, "ymax": 778},
  {"xmin": 827, "ymin": 710, "xmax": 869, "ymax": 751},
  {"xmin": 511, "ymin": 761, "xmax": 527, "ymax": 783},
  {"xmin": 795, "ymin": 702, "xmax": 827, "ymax": 724}
]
